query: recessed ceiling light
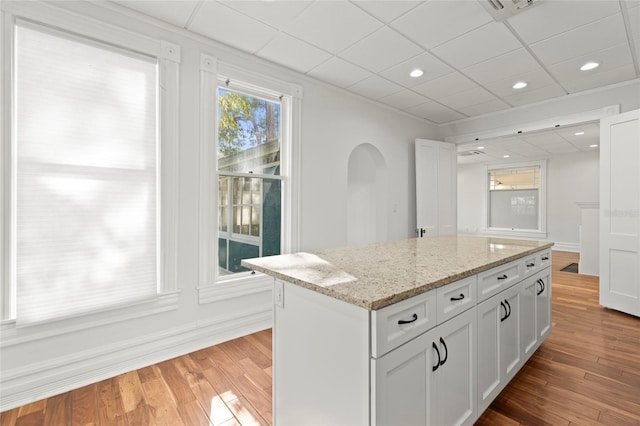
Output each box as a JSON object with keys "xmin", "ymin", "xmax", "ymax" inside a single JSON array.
[
  {"xmin": 503, "ymin": 154, "xmax": 510, "ymax": 158},
  {"xmin": 589, "ymin": 144, "xmax": 599, "ymax": 148},
  {"xmin": 574, "ymin": 131, "xmax": 585, "ymax": 136},
  {"xmin": 580, "ymin": 62, "xmax": 599, "ymax": 71},
  {"xmin": 477, "ymin": 146, "xmax": 485, "ymax": 149},
  {"xmin": 409, "ymin": 68, "xmax": 424, "ymax": 78},
  {"xmin": 512, "ymin": 81, "xmax": 527, "ymax": 89}
]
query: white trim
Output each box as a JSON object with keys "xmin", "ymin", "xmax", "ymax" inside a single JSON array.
[
  {"xmin": 552, "ymin": 242, "xmax": 580, "ymax": 253},
  {"xmin": 198, "ymin": 274, "xmax": 272, "ymax": 305},
  {"xmin": 0, "ymin": 305, "xmax": 272, "ymax": 412},
  {"xmin": 445, "ymin": 105, "xmax": 620, "ymax": 144},
  {"xmin": 576, "ymin": 202, "xmax": 600, "ymax": 209},
  {"xmin": 0, "ymin": 292, "xmax": 180, "ymax": 347},
  {"xmin": 480, "ymin": 229, "xmax": 548, "ymax": 240}
]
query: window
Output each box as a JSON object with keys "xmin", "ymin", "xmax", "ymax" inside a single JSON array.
[
  {"xmin": 1, "ymin": 18, "xmax": 179, "ymax": 325},
  {"xmin": 485, "ymin": 161, "xmax": 547, "ymax": 236},
  {"xmin": 198, "ymin": 56, "xmax": 301, "ymax": 294}
]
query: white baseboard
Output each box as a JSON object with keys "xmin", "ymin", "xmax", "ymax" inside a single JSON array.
[
  {"xmin": 0, "ymin": 306, "xmax": 272, "ymax": 412},
  {"xmin": 552, "ymin": 242, "xmax": 580, "ymax": 252}
]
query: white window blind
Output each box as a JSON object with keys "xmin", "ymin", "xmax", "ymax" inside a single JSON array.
[{"xmin": 14, "ymin": 22, "xmax": 160, "ymax": 325}]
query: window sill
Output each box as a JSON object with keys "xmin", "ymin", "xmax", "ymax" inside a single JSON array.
[{"xmin": 198, "ymin": 273, "xmax": 273, "ymax": 305}]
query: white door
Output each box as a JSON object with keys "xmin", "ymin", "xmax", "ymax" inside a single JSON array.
[
  {"xmin": 520, "ymin": 275, "xmax": 539, "ymax": 359},
  {"xmin": 535, "ymin": 269, "xmax": 552, "ymax": 340},
  {"xmin": 415, "ymin": 139, "xmax": 457, "ymax": 237},
  {"xmin": 600, "ymin": 109, "xmax": 640, "ymax": 317},
  {"xmin": 431, "ymin": 308, "xmax": 476, "ymax": 426},
  {"xmin": 500, "ymin": 284, "xmax": 522, "ymax": 383},
  {"xmin": 372, "ymin": 328, "xmax": 436, "ymax": 426}
]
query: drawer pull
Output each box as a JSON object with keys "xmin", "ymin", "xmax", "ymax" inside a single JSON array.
[
  {"xmin": 398, "ymin": 313, "xmax": 418, "ymax": 325},
  {"xmin": 536, "ymin": 279, "xmax": 545, "ymax": 296},
  {"xmin": 450, "ymin": 293, "xmax": 465, "ymax": 302},
  {"xmin": 526, "ymin": 262, "xmax": 535, "ymax": 267},
  {"xmin": 500, "ymin": 301, "xmax": 508, "ymax": 322},
  {"xmin": 542, "ymin": 256, "xmax": 549, "ymax": 261},
  {"xmin": 432, "ymin": 342, "xmax": 441, "ymax": 372},
  {"xmin": 497, "ymin": 274, "xmax": 508, "ymax": 280}
]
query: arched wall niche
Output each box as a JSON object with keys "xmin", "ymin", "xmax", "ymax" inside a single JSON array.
[{"xmin": 347, "ymin": 143, "xmax": 388, "ymax": 246}]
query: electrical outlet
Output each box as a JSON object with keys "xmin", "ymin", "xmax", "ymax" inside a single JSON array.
[{"xmin": 274, "ymin": 281, "xmax": 284, "ymax": 308}]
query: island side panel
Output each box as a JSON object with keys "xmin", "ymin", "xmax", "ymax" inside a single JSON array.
[{"xmin": 274, "ymin": 280, "xmax": 370, "ymax": 425}]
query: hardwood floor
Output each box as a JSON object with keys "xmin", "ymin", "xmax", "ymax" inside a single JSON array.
[{"xmin": 1, "ymin": 251, "xmax": 639, "ymax": 425}]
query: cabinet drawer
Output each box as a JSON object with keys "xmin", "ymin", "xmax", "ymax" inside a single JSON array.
[
  {"xmin": 371, "ymin": 289, "xmax": 437, "ymax": 358},
  {"xmin": 436, "ymin": 275, "xmax": 477, "ymax": 324},
  {"xmin": 477, "ymin": 260, "xmax": 521, "ymax": 302},
  {"xmin": 522, "ymin": 253, "xmax": 539, "ymax": 277},
  {"xmin": 538, "ymin": 250, "xmax": 551, "ymax": 269}
]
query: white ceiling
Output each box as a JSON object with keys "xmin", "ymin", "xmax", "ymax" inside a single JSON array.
[{"xmin": 114, "ymin": 0, "xmax": 640, "ymax": 126}]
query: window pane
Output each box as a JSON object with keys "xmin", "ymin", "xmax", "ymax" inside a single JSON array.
[
  {"xmin": 490, "ymin": 189, "xmax": 539, "ymax": 229},
  {"xmin": 217, "ymin": 88, "xmax": 281, "ymax": 175},
  {"xmin": 15, "ymin": 23, "xmax": 158, "ymax": 324}
]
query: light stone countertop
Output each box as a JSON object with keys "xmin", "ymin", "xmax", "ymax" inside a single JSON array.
[{"xmin": 241, "ymin": 235, "xmax": 554, "ymax": 311}]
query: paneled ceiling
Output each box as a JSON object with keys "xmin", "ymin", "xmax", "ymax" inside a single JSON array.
[{"xmin": 114, "ymin": 0, "xmax": 640, "ymax": 126}]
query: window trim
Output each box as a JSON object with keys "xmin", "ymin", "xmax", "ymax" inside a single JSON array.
[
  {"xmin": 0, "ymin": 4, "xmax": 180, "ymax": 325},
  {"xmin": 198, "ymin": 55, "xmax": 301, "ymax": 302},
  {"xmin": 482, "ymin": 160, "xmax": 548, "ymax": 239}
]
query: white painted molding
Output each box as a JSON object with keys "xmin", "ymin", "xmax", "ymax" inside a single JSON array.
[
  {"xmin": 199, "ymin": 274, "xmax": 272, "ymax": 305},
  {"xmin": 576, "ymin": 202, "xmax": 600, "ymax": 209},
  {"xmin": 160, "ymin": 41, "xmax": 180, "ymax": 63},
  {"xmin": 552, "ymin": 242, "xmax": 580, "ymax": 253},
  {"xmin": 0, "ymin": 305, "xmax": 272, "ymax": 412}
]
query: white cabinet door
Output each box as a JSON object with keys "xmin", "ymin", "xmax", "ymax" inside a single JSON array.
[
  {"xmin": 372, "ymin": 327, "xmax": 436, "ymax": 426},
  {"xmin": 431, "ymin": 308, "xmax": 476, "ymax": 426},
  {"xmin": 520, "ymin": 275, "xmax": 538, "ymax": 359},
  {"xmin": 600, "ymin": 109, "xmax": 640, "ymax": 317},
  {"xmin": 415, "ymin": 139, "xmax": 457, "ymax": 237},
  {"xmin": 536, "ymin": 269, "xmax": 551, "ymax": 341},
  {"xmin": 476, "ymin": 283, "xmax": 521, "ymax": 414}
]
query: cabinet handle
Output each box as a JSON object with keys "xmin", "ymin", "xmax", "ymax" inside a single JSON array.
[
  {"xmin": 500, "ymin": 301, "xmax": 508, "ymax": 322},
  {"xmin": 450, "ymin": 293, "xmax": 465, "ymax": 301},
  {"xmin": 526, "ymin": 262, "xmax": 535, "ymax": 267},
  {"xmin": 398, "ymin": 313, "xmax": 418, "ymax": 325},
  {"xmin": 497, "ymin": 274, "xmax": 508, "ymax": 280},
  {"xmin": 432, "ymin": 342, "xmax": 441, "ymax": 372},
  {"xmin": 505, "ymin": 300, "xmax": 511, "ymax": 320},
  {"xmin": 439, "ymin": 337, "xmax": 448, "ymax": 367},
  {"xmin": 536, "ymin": 279, "xmax": 545, "ymax": 296},
  {"xmin": 542, "ymin": 256, "xmax": 549, "ymax": 261}
]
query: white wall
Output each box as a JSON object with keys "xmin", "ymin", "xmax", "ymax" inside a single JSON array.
[
  {"xmin": 0, "ymin": 1, "xmax": 437, "ymax": 410},
  {"xmin": 458, "ymin": 150, "xmax": 600, "ymax": 251}
]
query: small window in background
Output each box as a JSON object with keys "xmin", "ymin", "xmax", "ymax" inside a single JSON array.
[
  {"xmin": 216, "ymin": 87, "xmax": 283, "ymax": 276},
  {"xmin": 488, "ymin": 166, "xmax": 540, "ymax": 230}
]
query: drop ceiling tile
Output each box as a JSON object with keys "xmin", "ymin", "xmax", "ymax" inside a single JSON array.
[
  {"xmin": 519, "ymin": 150, "xmax": 552, "ymax": 159},
  {"xmin": 405, "ymin": 101, "xmax": 466, "ymax": 124},
  {"xmin": 347, "ymin": 75, "xmax": 404, "ymax": 99},
  {"xmin": 554, "ymin": 122, "xmax": 600, "ymax": 142},
  {"xmin": 507, "ymin": 0, "xmax": 622, "ymax": 44},
  {"xmin": 560, "ymin": 63, "xmax": 637, "ymax": 93},
  {"xmin": 390, "ymin": 0, "xmax": 492, "ymax": 49},
  {"xmin": 483, "ymin": 69, "xmax": 558, "ymax": 97},
  {"xmin": 380, "ymin": 52, "xmax": 453, "ymax": 88},
  {"xmin": 412, "ymin": 72, "xmax": 477, "ymax": 99},
  {"xmin": 463, "ymin": 49, "xmax": 541, "ymax": 86},
  {"xmin": 379, "ymin": 90, "xmax": 430, "ymax": 110},
  {"xmin": 437, "ymin": 87, "xmax": 497, "ymax": 110},
  {"xmin": 189, "ymin": 1, "xmax": 278, "ymax": 53},
  {"xmin": 457, "ymin": 99, "xmax": 510, "ymax": 117},
  {"xmin": 338, "ymin": 26, "xmax": 423, "ymax": 73},
  {"xmin": 353, "ymin": 1, "xmax": 421, "ymax": 23},
  {"xmin": 117, "ymin": 0, "xmax": 200, "ymax": 27},
  {"xmin": 257, "ymin": 33, "xmax": 332, "ymax": 73},
  {"xmin": 520, "ymin": 132, "xmax": 568, "ymax": 146},
  {"xmin": 431, "ymin": 22, "xmax": 522, "ymax": 70},
  {"xmin": 530, "ymin": 13, "xmax": 628, "ymax": 66},
  {"xmin": 547, "ymin": 43, "xmax": 633, "ymax": 84},
  {"xmin": 221, "ymin": 0, "xmax": 312, "ymax": 28},
  {"xmin": 502, "ymin": 84, "xmax": 566, "ymax": 106},
  {"xmin": 542, "ymin": 143, "xmax": 580, "ymax": 154},
  {"xmin": 307, "ymin": 57, "xmax": 372, "ymax": 88},
  {"xmin": 284, "ymin": 2, "xmax": 382, "ymax": 54}
]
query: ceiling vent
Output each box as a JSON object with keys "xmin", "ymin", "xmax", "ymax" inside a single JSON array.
[
  {"xmin": 481, "ymin": 0, "xmax": 539, "ymax": 21},
  {"xmin": 458, "ymin": 150, "xmax": 485, "ymax": 157}
]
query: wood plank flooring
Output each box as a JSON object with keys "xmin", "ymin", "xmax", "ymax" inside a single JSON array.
[{"xmin": 1, "ymin": 251, "xmax": 639, "ymax": 425}]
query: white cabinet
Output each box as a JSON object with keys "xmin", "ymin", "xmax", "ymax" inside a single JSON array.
[
  {"xmin": 415, "ymin": 139, "xmax": 457, "ymax": 237},
  {"xmin": 599, "ymin": 109, "xmax": 640, "ymax": 317},
  {"xmin": 520, "ymin": 268, "xmax": 552, "ymax": 359},
  {"xmin": 477, "ymin": 282, "xmax": 522, "ymax": 413},
  {"xmin": 372, "ymin": 308, "xmax": 476, "ymax": 426}
]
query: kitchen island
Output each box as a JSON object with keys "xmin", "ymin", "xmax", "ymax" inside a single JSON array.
[{"xmin": 243, "ymin": 235, "xmax": 553, "ymax": 425}]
